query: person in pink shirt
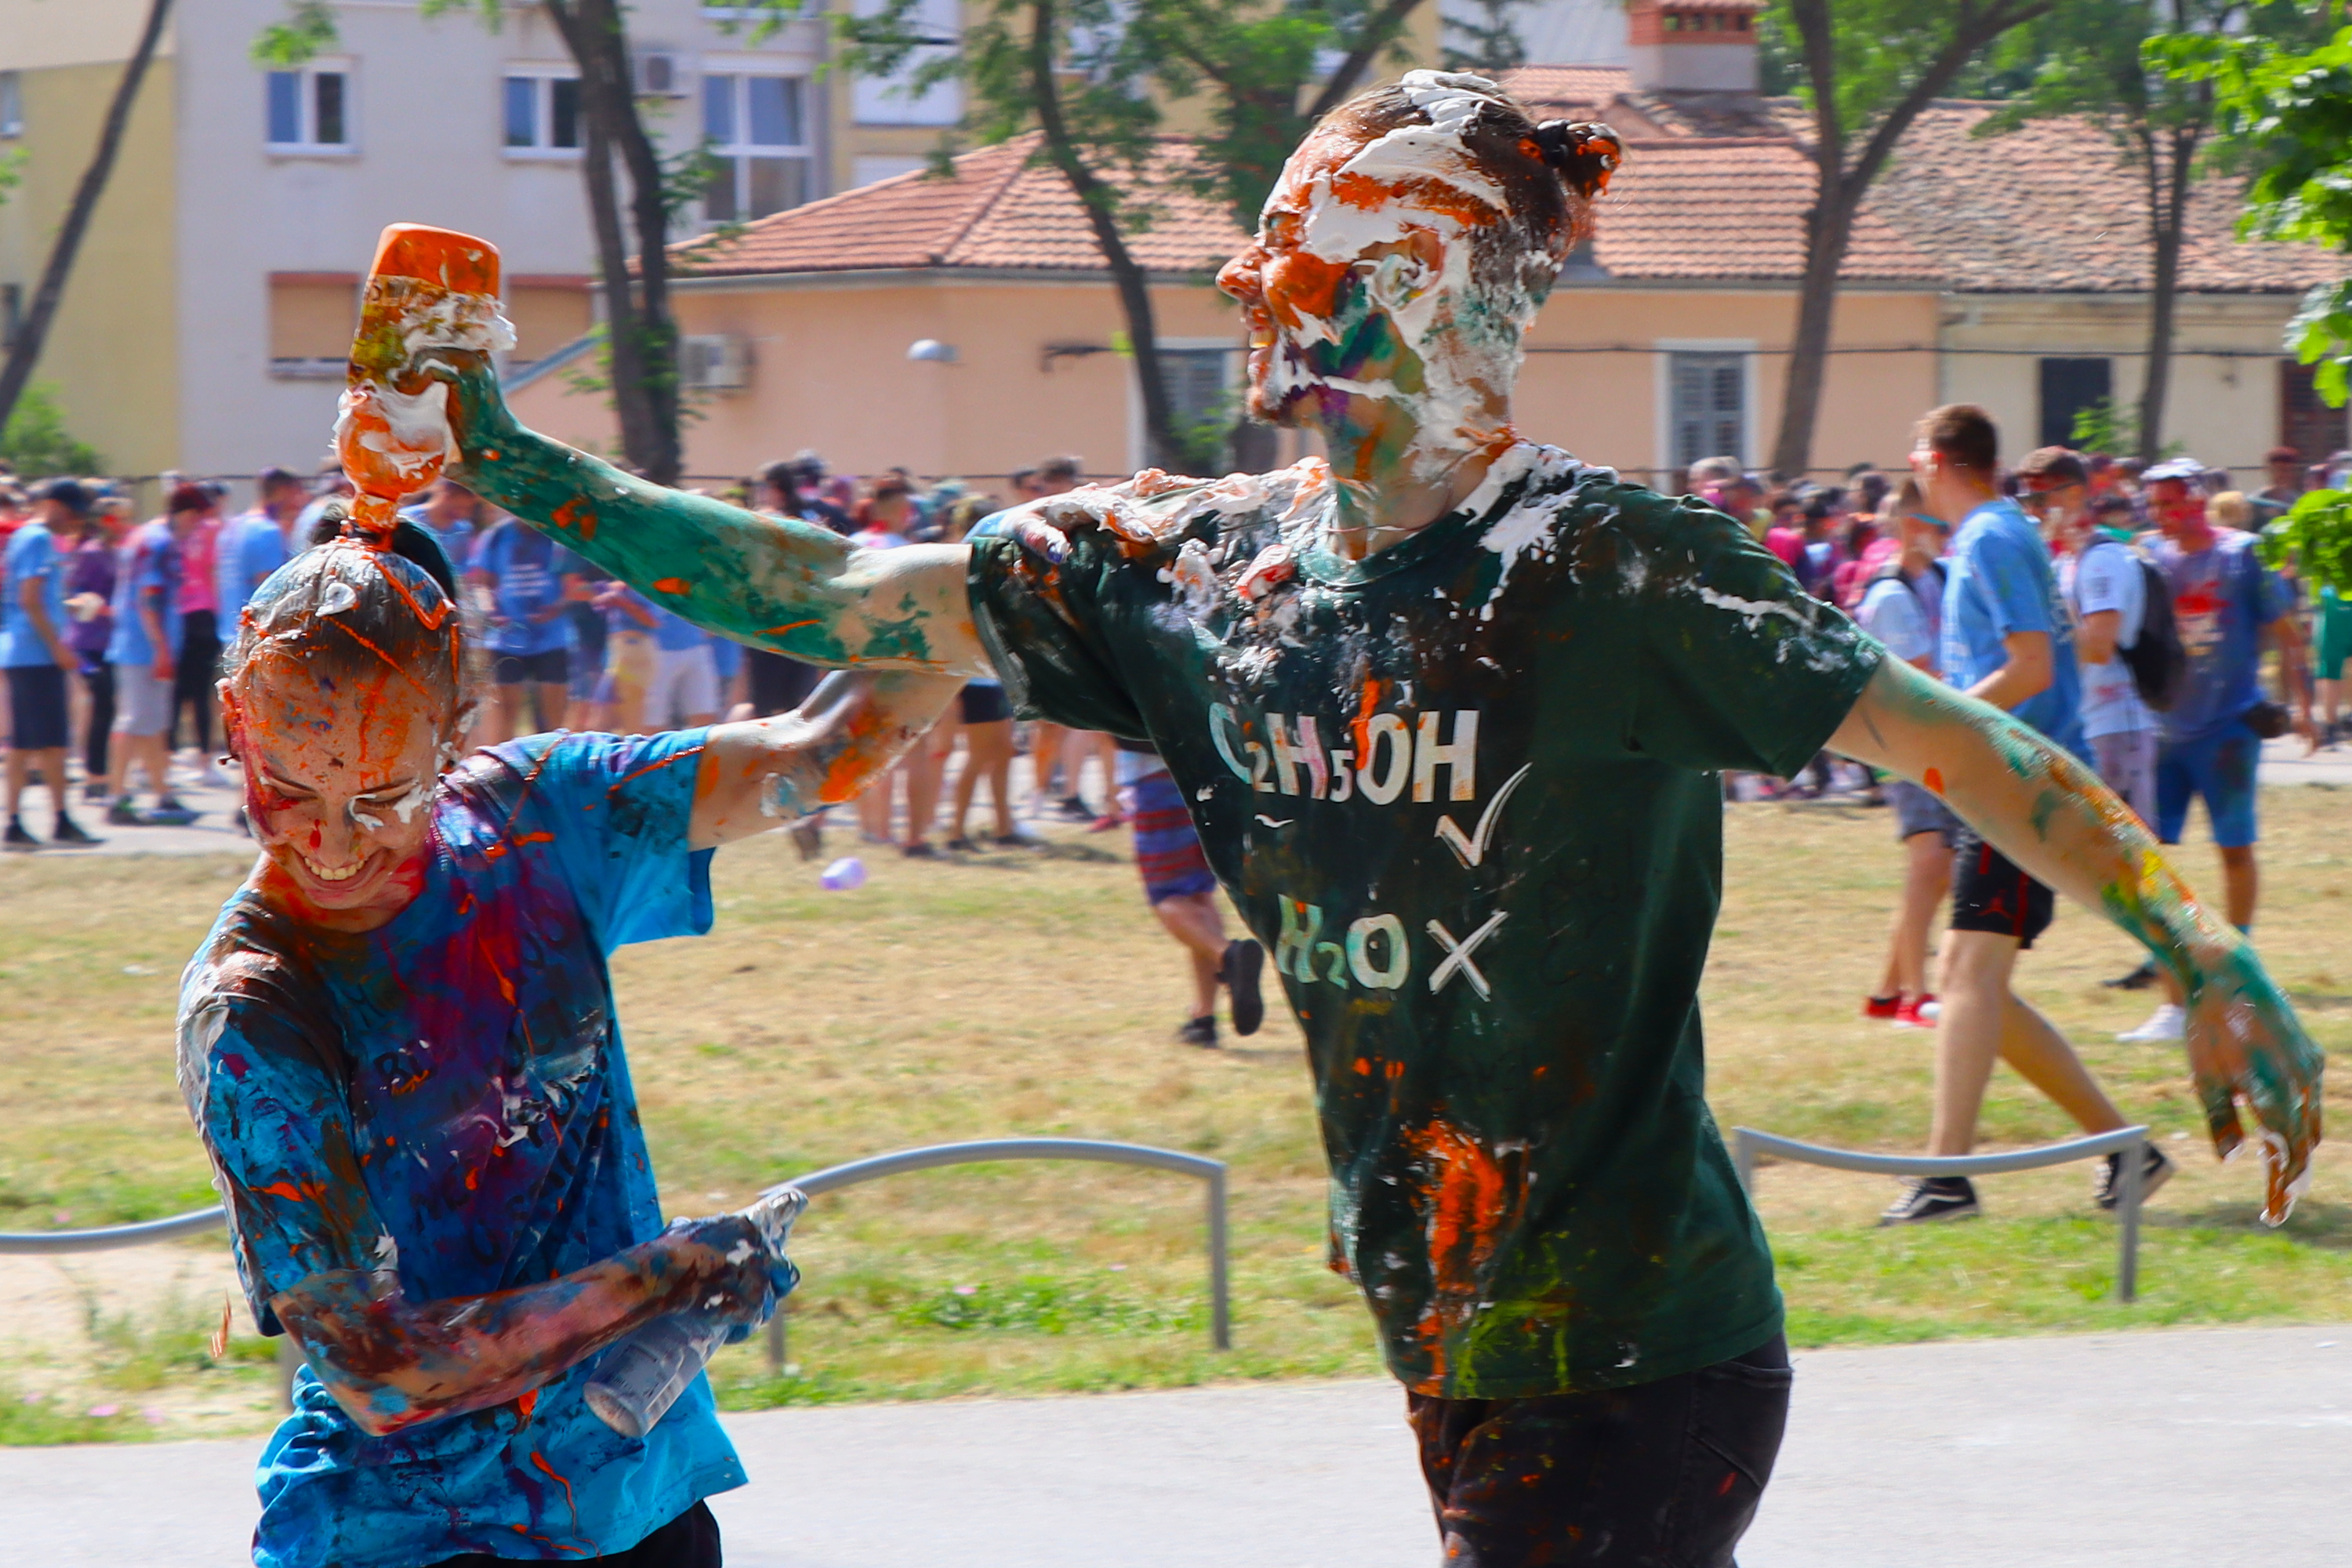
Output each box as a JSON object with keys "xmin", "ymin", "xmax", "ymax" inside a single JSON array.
[{"xmin": 171, "ymin": 483, "xmax": 229, "ymax": 786}]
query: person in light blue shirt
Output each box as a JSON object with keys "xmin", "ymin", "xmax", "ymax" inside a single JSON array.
[
  {"xmin": 216, "ymin": 468, "xmax": 313, "ymax": 629},
  {"xmin": 3, "ymin": 481, "xmax": 103, "ymax": 848},
  {"xmin": 472, "ymin": 514, "xmax": 586, "ymax": 742},
  {"xmin": 645, "ymin": 599, "xmax": 721, "ymax": 728},
  {"xmin": 1884, "ymin": 404, "xmax": 2147, "ymax": 1229},
  {"xmin": 105, "ymin": 494, "xmax": 197, "ymax": 825},
  {"xmin": 397, "ymin": 476, "xmax": 482, "ymax": 573}
]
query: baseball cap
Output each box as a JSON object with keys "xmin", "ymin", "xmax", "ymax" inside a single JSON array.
[
  {"xmin": 33, "ymin": 477, "xmax": 93, "ymax": 514},
  {"xmin": 2141, "ymin": 456, "xmax": 2205, "ymax": 485}
]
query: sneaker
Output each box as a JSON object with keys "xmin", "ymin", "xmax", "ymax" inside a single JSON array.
[
  {"xmin": 900, "ymin": 840, "xmax": 939, "ymax": 859},
  {"xmin": 2, "ymin": 819, "xmax": 39, "ymax": 852},
  {"xmin": 83, "ymin": 780, "xmax": 111, "ymax": 804},
  {"xmin": 944, "ymin": 836, "xmax": 978, "ymax": 854},
  {"xmin": 1879, "ymin": 1177, "xmax": 1980, "ymax": 1225},
  {"xmin": 1177, "ymin": 1014, "xmax": 1218, "ymax": 1050},
  {"xmin": 1055, "ymin": 794, "xmax": 1094, "ymax": 822},
  {"xmin": 146, "ymin": 796, "xmax": 200, "ymax": 827},
  {"xmin": 105, "ymin": 797, "xmax": 146, "ymax": 827},
  {"xmin": 1220, "ymin": 938, "xmax": 1265, "ymax": 1036},
  {"xmin": 1863, "ymin": 994, "xmax": 1902, "ymax": 1021},
  {"xmin": 2101, "ymin": 960, "xmax": 2159, "ymax": 991},
  {"xmin": 2117, "ymin": 1004, "xmax": 2186, "ymax": 1044},
  {"xmin": 1087, "ymin": 813, "xmax": 1124, "ymax": 833},
  {"xmin": 1893, "ymin": 994, "xmax": 1937, "ymax": 1029},
  {"xmin": 2094, "ymin": 1145, "xmax": 2176, "ymax": 1211},
  {"xmin": 994, "ymin": 830, "xmax": 1047, "ymax": 850},
  {"xmin": 48, "ymin": 816, "xmax": 102, "ymax": 848}
]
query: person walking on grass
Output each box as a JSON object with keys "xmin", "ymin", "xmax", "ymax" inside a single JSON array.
[
  {"xmin": 1879, "ymin": 406, "xmax": 2167, "ymax": 1227},
  {"xmin": 2, "ymin": 479, "xmax": 102, "ymax": 849},
  {"xmin": 416, "ymin": 75, "xmax": 2318, "ymax": 1563},
  {"xmin": 180, "ymin": 517, "xmax": 955, "ymax": 1568},
  {"xmin": 2117, "ymin": 459, "xmax": 2316, "ymax": 1044},
  {"xmin": 169, "ymin": 485, "xmax": 229, "ymax": 789},
  {"xmin": 1853, "ymin": 475, "xmax": 1953, "ymax": 1029},
  {"xmin": 105, "ymin": 484, "xmax": 202, "ymax": 827},
  {"xmin": 1117, "ymin": 737, "xmax": 1265, "ymax": 1047},
  {"xmin": 217, "ymin": 467, "xmax": 314, "ymax": 630}
]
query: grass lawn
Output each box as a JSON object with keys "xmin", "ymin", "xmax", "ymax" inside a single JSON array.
[{"xmin": 2, "ymin": 786, "xmax": 2347, "ymax": 1441}]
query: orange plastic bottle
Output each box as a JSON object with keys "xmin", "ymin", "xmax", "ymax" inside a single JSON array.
[{"xmin": 336, "ymin": 224, "xmax": 507, "ymax": 543}]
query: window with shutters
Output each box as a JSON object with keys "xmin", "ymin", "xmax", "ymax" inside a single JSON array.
[
  {"xmin": 1668, "ymin": 350, "xmax": 1745, "ymax": 471},
  {"xmin": 2038, "ymin": 357, "xmax": 2113, "ymax": 449}
]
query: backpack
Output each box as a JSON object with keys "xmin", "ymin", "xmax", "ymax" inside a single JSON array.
[{"xmin": 2103, "ymin": 544, "xmax": 2186, "ymax": 713}]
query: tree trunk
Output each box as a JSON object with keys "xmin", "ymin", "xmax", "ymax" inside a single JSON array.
[
  {"xmin": 2136, "ymin": 123, "xmax": 2197, "ymax": 463},
  {"xmin": 0, "ymin": 0, "xmax": 172, "ymax": 436},
  {"xmin": 1029, "ymin": 0, "xmax": 1184, "ymax": 471},
  {"xmin": 1774, "ymin": 195, "xmax": 1852, "ymax": 480}
]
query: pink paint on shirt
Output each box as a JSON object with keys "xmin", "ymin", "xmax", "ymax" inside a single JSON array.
[{"xmin": 179, "ymin": 517, "xmax": 221, "ymax": 614}]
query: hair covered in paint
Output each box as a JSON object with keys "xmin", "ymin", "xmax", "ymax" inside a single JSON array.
[{"xmin": 223, "ymin": 519, "xmax": 466, "ymax": 715}]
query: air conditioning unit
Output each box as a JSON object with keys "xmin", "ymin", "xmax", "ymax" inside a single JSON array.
[
  {"xmin": 679, "ymin": 334, "xmax": 752, "ymax": 391},
  {"xmin": 636, "ymin": 52, "xmax": 688, "ymax": 97}
]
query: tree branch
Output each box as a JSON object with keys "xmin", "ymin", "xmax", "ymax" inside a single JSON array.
[{"xmin": 1305, "ymin": 0, "xmax": 1427, "ymax": 124}]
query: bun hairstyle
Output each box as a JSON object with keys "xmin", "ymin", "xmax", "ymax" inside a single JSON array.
[
  {"xmin": 1531, "ymin": 119, "xmax": 1624, "ymax": 201},
  {"xmin": 225, "ymin": 514, "xmax": 466, "ymax": 713}
]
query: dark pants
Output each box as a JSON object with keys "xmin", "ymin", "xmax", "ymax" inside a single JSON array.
[
  {"xmin": 172, "ymin": 607, "xmax": 220, "ymax": 753},
  {"xmin": 81, "ymin": 662, "xmax": 113, "ymax": 779},
  {"xmin": 1409, "ymin": 1334, "xmax": 1792, "ymax": 1567},
  {"xmin": 424, "ymin": 1500, "xmax": 720, "ymax": 1567}
]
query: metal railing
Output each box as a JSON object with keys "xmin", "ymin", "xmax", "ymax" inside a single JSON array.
[
  {"xmin": 1733, "ymin": 1124, "xmax": 2154, "ymax": 1301},
  {"xmin": 0, "ymin": 1136, "xmax": 1232, "ymax": 1396},
  {"xmin": 756, "ymin": 1137, "xmax": 1230, "ymax": 1371}
]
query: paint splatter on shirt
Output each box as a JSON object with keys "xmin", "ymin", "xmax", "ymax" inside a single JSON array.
[
  {"xmin": 176, "ymin": 729, "xmax": 741, "ymax": 1568},
  {"xmin": 968, "ymin": 443, "xmax": 1882, "ymax": 1399}
]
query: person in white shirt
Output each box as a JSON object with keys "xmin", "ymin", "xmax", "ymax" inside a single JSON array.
[{"xmin": 2021, "ymin": 448, "xmax": 2155, "ymax": 821}]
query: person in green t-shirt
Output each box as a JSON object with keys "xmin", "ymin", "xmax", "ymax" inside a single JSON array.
[{"xmin": 408, "ymin": 69, "xmax": 2321, "ymax": 1568}]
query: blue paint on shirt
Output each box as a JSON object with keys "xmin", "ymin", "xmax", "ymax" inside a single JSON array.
[
  {"xmin": 106, "ymin": 521, "xmax": 182, "ymax": 668},
  {"xmin": 2151, "ymin": 529, "xmax": 2287, "ymax": 744},
  {"xmin": 477, "ymin": 521, "xmax": 583, "ymax": 657},
  {"xmin": 177, "ymin": 729, "xmax": 742, "ymax": 1568}
]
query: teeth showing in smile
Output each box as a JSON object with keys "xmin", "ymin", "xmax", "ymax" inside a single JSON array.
[{"xmin": 303, "ymin": 855, "xmax": 362, "ymax": 884}]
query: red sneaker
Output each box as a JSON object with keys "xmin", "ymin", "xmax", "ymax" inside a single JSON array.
[
  {"xmin": 1863, "ymin": 994, "xmax": 1901, "ymax": 1020},
  {"xmin": 1893, "ymin": 995, "xmax": 1938, "ymax": 1029}
]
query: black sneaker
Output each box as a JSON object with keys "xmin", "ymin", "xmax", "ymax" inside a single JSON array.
[
  {"xmin": 1056, "ymin": 794, "xmax": 1094, "ymax": 822},
  {"xmin": 944, "ymin": 836, "xmax": 978, "ymax": 854},
  {"xmin": 105, "ymin": 797, "xmax": 146, "ymax": 827},
  {"xmin": 1219, "ymin": 938, "xmax": 1265, "ymax": 1036},
  {"xmin": 900, "ymin": 840, "xmax": 939, "ymax": 859},
  {"xmin": 2102, "ymin": 960, "xmax": 2159, "ymax": 991},
  {"xmin": 1878, "ymin": 1177, "xmax": 1980, "ymax": 1226},
  {"xmin": 147, "ymin": 795, "xmax": 200, "ymax": 826},
  {"xmin": 82, "ymin": 780, "xmax": 110, "ymax": 804},
  {"xmin": 2, "ymin": 818, "xmax": 39, "ymax": 853},
  {"xmin": 1177, "ymin": 1014, "xmax": 1218, "ymax": 1050},
  {"xmin": 48, "ymin": 816, "xmax": 102, "ymax": 848},
  {"xmin": 2094, "ymin": 1145, "xmax": 2175, "ymax": 1211}
]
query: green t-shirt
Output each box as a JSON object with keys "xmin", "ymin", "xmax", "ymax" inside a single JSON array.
[{"xmin": 968, "ymin": 444, "xmax": 1883, "ymax": 1398}]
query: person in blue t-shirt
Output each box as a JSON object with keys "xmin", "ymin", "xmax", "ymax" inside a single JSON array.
[
  {"xmin": 105, "ymin": 487, "xmax": 201, "ymax": 826},
  {"xmin": 181, "ymin": 518, "xmax": 959, "ymax": 1568},
  {"xmin": 2114, "ymin": 462, "xmax": 2315, "ymax": 1044},
  {"xmin": 471, "ymin": 513, "xmax": 586, "ymax": 743},
  {"xmin": 397, "ymin": 476, "xmax": 482, "ymax": 573},
  {"xmin": 644, "ymin": 600, "xmax": 720, "ymax": 730},
  {"xmin": 1888, "ymin": 404, "xmax": 2153, "ymax": 1226},
  {"xmin": 217, "ymin": 468, "xmax": 314, "ymax": 630},
  {"xmin": 2, "ymin": 479, "xmax": 103, "ymax": 849}
]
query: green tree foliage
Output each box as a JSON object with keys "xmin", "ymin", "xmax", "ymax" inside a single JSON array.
[
  {"xmin": 2258, "ymin": 487, "xmax": 2352, "ymax": 596},
  {"xmin": 1443, "ymin": 0, "xmax": 1530, "ymax": 78},
  {"xmin": 1, "ymin": 384, "xmax": 103, "ymax": 478},
  {"xmin": 2153, "ymin": 21, "xmax": 2352, "ymax": 407}
]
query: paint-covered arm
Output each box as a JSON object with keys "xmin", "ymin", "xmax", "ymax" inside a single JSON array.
[
  {"xmin": 270, "ymin": 1211, "xmax": 782, "ymax": 1437},
  {"xmin": 691, "ymin": 668, "xmax": 964, "ymax": 848},
  {"xmin": 1828, "ymin": 657, "xmax": 2322, "ymax": 1221},
  {"xmin": 425, "ymin": 351, "xmax": 989, "ymax": 675}
]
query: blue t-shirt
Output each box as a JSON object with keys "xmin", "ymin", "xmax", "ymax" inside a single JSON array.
[
  {"xmin": 106, "ymin": 520, "xmax": 182, "ymax": 667},
  {"xmin": 217, "ymin": 511, "xmax": 295, "ymax": 628},
  {"xmin": 2151, "ymin": 529, "xmax": 2287, "ymax": 744},
  {"xmin": 176, "ymin": 731, "xmax": 742, "ymax": 1568},
  {"xmin": 1940, "ymin": 498, "xmax": 2088, "ymax": 762},
  {"xmin": 651, "ymin": 603, "xmax": 708, "ymax": 654},
  {"xmin": 398, "ymin": 505, "xmax": 477, "ymax": 575},
  {"xmin": 477, "ymin": 521, "xmax": 583, "ymax": 656},
  {"xmin": 2, "ymin": 521, "xmax": 68, "ymax": 668}
]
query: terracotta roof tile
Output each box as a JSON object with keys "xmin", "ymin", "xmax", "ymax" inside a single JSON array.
[
  {"xmin": 1495, "ymin": 64, "xmax": 1631, "ymax": 117},
  {"xmin": 1591, "ymin": 138, "xmax": 1942, "ymax": 281}
]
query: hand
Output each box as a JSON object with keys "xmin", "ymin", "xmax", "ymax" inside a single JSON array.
[
  {"xmin": 154, "ymin": 655, "xmax": 175, "ymax": 682},
  {"xmin": 665, "ymin": 1208, "xmax": 800, "ymax": 1331},
  {"xmin": 413, "ymin": 348, "xmax": 522, "ymax": 470},
  {"xmin": 2182, "ymin": 944, "xmax": 2325, "ymax": 1225}
]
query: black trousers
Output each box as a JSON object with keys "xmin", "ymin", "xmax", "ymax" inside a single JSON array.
[
  {"xmin": 81, "ymin": 662, "xmax": 114, "ymax": 780},
  {"xmin": 423, "ymin": 1499, "xmax": 720, "ymax": 1567},
  {"xmin": 1409, "ymin": 1334, "xmax": 1792, "ymax": 1567},
  {"xmin": 172, "ymin": 607, "xmax": 220, "ymax": 753}
]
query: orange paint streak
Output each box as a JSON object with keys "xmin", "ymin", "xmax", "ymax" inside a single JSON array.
[
  {"xmin": 1402, "ymin": 1114, "xmax": 1518, "ymax": 1384},
  {"xmin": 608, "ymin": 743, "xmax": 704, "ymax": 797},
  {"xmin": 1349, "ymin": 680, "xmax": 1385, "ymax": 764},
  {"xmin": 531, "ymin": 1450, "xmax": 584, "ymax": 1538},
  {"xmin": 256, "ymin": 1180, "xmax": 327, "ymax": 1203},
  {"xmin": 1923, "ymin": 767, "xmax": 1945, "ymax": 796},
  {"xmin": 761, "ymin": 620, "xmax": 819, "ymax": 636},
  {"xmin": 552, "ymin": 498, "xmax": 597, "ymax": 543},
  {"xmin": 513, "ymin": 1388, "xmax": 538, "ymax": 1425},
  {"xmin": 652, "ymin": 577, "xmax": 691, "ymax": 597}
]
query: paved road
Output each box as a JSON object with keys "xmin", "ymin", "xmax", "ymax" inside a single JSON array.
[{"xmin": 8, "ymin": 1326, "xmax": 2349, "ymax": 1566}]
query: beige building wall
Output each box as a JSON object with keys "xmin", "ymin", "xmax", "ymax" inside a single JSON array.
[
  {"xmin": 0, "ymin": 51, "xmax": 181, "ymax": 479},
  {"xmin": 1938, "ymin": 292, "xmax": 2318, "ymax": 474}
]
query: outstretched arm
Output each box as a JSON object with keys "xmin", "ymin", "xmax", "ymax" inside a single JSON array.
[
  {"xmin": 1828, "ymin": 657, "xmax": 2322, "ymax": 1223},
  {"xmin": 691, "ymin": 668, "xmax": 964, "ymax": 848},
  {"xmin": 271, "ymin": 1211, "xmax": 783, "ymax": 1436},
  {"xmin": 429, "ymin": 352, "xmax": 988, "ymax": 676}
]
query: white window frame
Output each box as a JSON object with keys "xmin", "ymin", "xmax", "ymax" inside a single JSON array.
[
  {"xmin": 502, "ymin": 66, "xmax": 583, "ymax": 158},
  {"xmin": 851, "ymin": 0, "xmax": 962, "ymax": 126},
  {"xmin": 700, "ymin": 67, "xmax": 815, "ymax": 226},
  {"xmin": 1653, "ymin": 337, "xmax": 1757, "ymax": 485},
  {"xmin": 0, "ymin": 72, "xmax": 23, "ymax": 140},
  {"xmin": 265, "ymin": 58, "xmax": 357, "ymax": 155},
  {"xmin": 1128, "ymin": 336, "xmax": 1247, "ymax": 471}
]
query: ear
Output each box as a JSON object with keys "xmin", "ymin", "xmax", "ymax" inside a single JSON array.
[
  {"xmin": 443, "ymin": 699, "xmax": 479, "ymax": 765},
  {"xmin": 1366, "ymin": 228, "xmax": 1447, "ymax": 314}
]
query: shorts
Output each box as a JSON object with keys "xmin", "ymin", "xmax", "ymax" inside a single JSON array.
[
  {"xmin": 112, "ymin": 661, "xmax": 172, "ymax": 737},
  {"xmin": 746, "ymin": 648, "xmax": 822, "ymax": 717},
  {"xmin": 2089, "ymin": 728, "xmax": 2156, "ymax": 826},
  {"xmin": 426, "ymin": 1500, "xmax": 720, "ymax": 1568},
  {"xmin": 1409, "ymin": 1334, "xmax": 1791, "ymax": 1568},
  {"xmin": 1886, "ymin": 778, "xmax": 1958, "ymax": 845},
  {"xmin": 2316, "ymin": 591, "xmax": 2352, "ymax": 681},
  {"xmin": 959, "ymin": 682, "xmax": 1012, "ymax": 724},
  {"xmin": 2156, "ymin": 720, "xmax": 2260, "ymax": 848},
  {"xmin": 1127, "ymin": 771, "xmax": 1215, "ymax": 904},
  {"xmin": 1950, "ymin": 825, "xmax": 2056, "ymax": 949},
  {"xmin": 648, "ymin": 643, "xmax": 719, "ymax": 726},
  {"xmin": 5, "ymin": 663, "xmax": 68, "ymax": 751},
  {"xmin": 494, "ymin": 648, "xmax": 569, "ymax": 687}
]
